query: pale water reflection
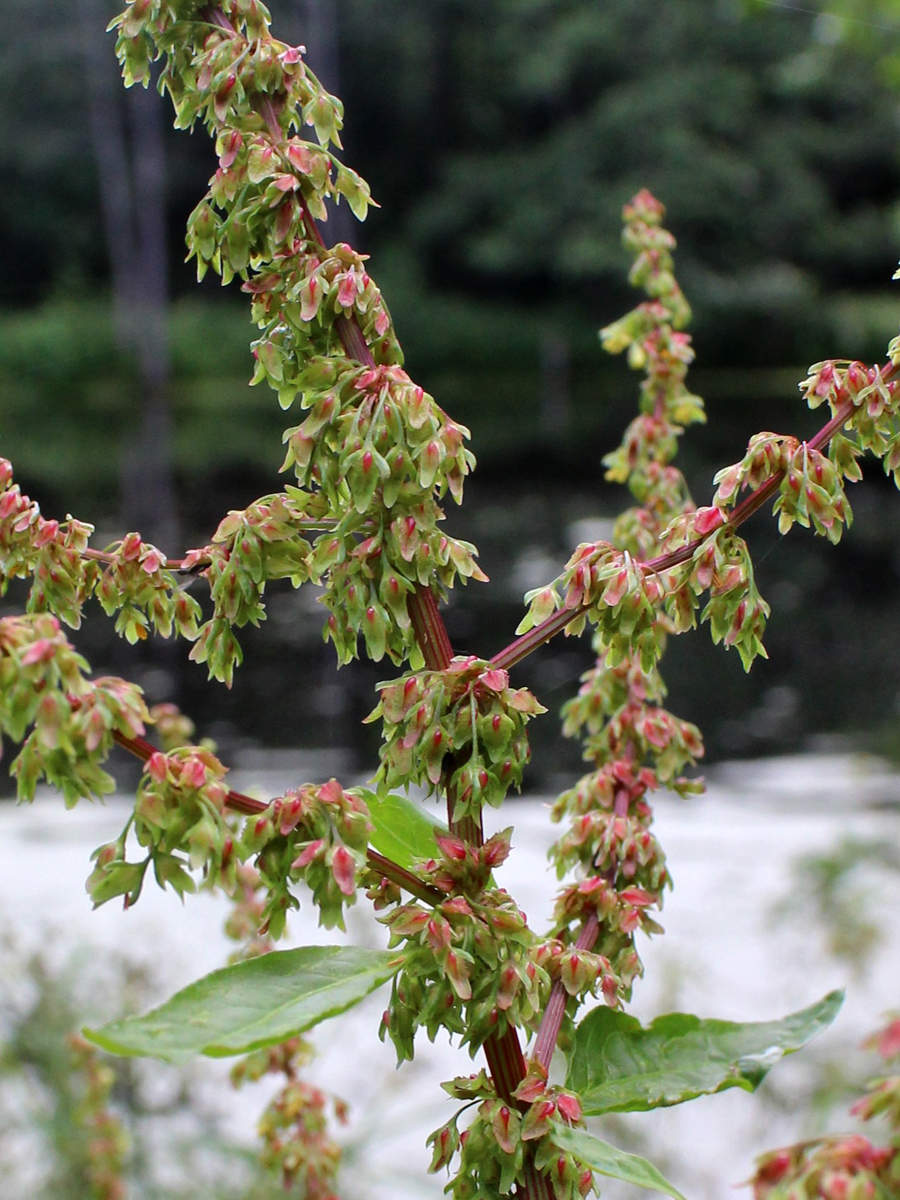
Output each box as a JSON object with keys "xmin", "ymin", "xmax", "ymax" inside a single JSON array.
[{"xmin": 0, "ymin": 753, "xmax": 897, "ymax": 1200}]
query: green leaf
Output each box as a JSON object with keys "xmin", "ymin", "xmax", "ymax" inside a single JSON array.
[
  {"xmin": 358, "ymin": 788, "xmax": 446, "ymax": 869},
  {"xmin": 567, "ymin": 991, "xmax": 843, "ymax": 1115},
  {"xmin": 84, "ymin": 946, "xmax": 400, "ymax": 1065},
  {"xmin": 550, "ymin": 1127, "xmax": 687, "ymax": 1200}
]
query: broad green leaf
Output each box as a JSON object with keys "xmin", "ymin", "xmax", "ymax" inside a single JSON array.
[
  {"xmin": 567, "ymin": 991, "xmax": 843, "ymax": 1115},
  {"xmin": 359, "ymin": 788, "xmax": 446, "ymax": 868},
  {"xmin": 85, "ymin": 946, "xmax": 400, "ymax": 1065},
  {"xmin": 550, "ymin": 1126, "xmax": 687, "ymax": 1200}
]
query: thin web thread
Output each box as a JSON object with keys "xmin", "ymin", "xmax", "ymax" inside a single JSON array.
[{"xmin": 755, "ymin": 0, "xmax": 900, "ymax": 34}]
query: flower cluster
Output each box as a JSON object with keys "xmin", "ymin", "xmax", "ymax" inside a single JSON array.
[
  {"xmin": 518, "ymin": 189, "xmax": 783, "ymax": 684},
  {"xmin": 541, "ymin": 195, "xmax": 706, "ymax": 1022},
  {"xmin": 67, "ymin": 1034, "xmax": 129, "ymax": 1200},
  {"xmin": 750, "ymin": 1016, "xmax": 900, "ymax": 1199},
  {"xmin": 109, "ymin": 0, "xmax": 484, "ymax": 678},
  {"xmin": 799, "ymin": 358, "xmax": 900, "ymax": 492},
  {"xmin": 0, "ymin": 458, "xmax": 200, "ymax": 642},
  {"xmin": 802, "ymin": 359, "xmax": 899, "ymax": 439},
  {"xmin": 751, "ymin": 1136, "xmax": 897, "ymax": 1200},
  {"xmin": 133, "ymin": 745, "xmax": 235, "ymax": 881},
  {"xmin": 0, "ymin": 458, "xmax": 95, "ymax": 628},
  {"xmin": 532, "ymin": 935, "xmax": 623, "ymax": 1008},
  {"xmin": 659, "ymin": 518, "xmax": 770, "ymax": 670},
  {"xmin": 548, "ymin": 761, "xmax": 673, "ymax": 1009},
  {"xmin": 244, "ymin": 244, "xmax": 391, "ymax": 364},
  {"xmin": 185, "ymin": 490, "xmax": 321, "ymax": 684},
  {"xmin": 518, "ymin": 543, "xmax": 665, "ymax": 672},
  {"xmin": 853, "ymin": 1017, "xmax": 900, "ymax": 1130},
  {"xmin": 280, "ymin": 357, "xmax": 482, "ymax": 665},
  {"xmin": 380, "ymin": 877, "xmax": 547, "ymax": 1058},
  {"xmin": 87, "ymin": 744, "xmax": 235, "ymax": 906},
  {"xmin": 713, "ymin": 431, "xmax": 801, "ymax": 506},
  {"xmin": 375, "ymin": 827, "xmax": 547, "ymax": 1058},
  {"xmin": 279, "ymin": 360, "xmax": 475, "ymax": 511},
  {"xmin": 243, "ymin": 779, "xmax": 371, "ymax": 935},
  {"xmin": 224, "ymin": 866, "xmax": 350, "ymax": 1197},
  {"xmin": 0, "ymin": 614, "xmax": 148, "ymax": 806},
  {"xmin": 95, "ymin": 531, "xmax": 202, "ymax": 643},
  {"xmin": 713, "ymin": 430, "xmax": 855, "ymax": 545},
  {"xmin": 772, "ymin": 442, "xmax": 853, "ymax": 543},
  {"xmin": 551, "ymin": 764, "xmax": 669, "ymax": 890},
  {"xmin": 428, "ymin": 1068, "xmax": 591, "ymax": 1200},
  {"xmin": 148, "ymin": 701, "xmax": 197, "ymax": 751},
  {"xmin": 611, "ymin": 459, "xmax": 694, "ymax": 560},
  {"xmin": 224, "ymin": 861, "xmax": 276, "ymax": 960},
  {"xmin": 369, "ymin": 656, "xmax": 546, "ymax": 820},
  {"xmin": 114, "ymin": 0, "xmax": 341, "ymax": 141},
  {"xmin": 232, "ymin": 1038, "xmax": 347, "ymax": 1200},
  {"xmin": 579, "ymin": 698, "xmax": 702, "ymax": 789},
  {"xmin": 88, "ymin": 769, "xmax": 371, "ymax": 935},
  {"xmin": 599, "ymin": 189, "xmax": 704, "ymax": 546}
]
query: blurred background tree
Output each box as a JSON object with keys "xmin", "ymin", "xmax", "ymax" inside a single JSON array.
[
  {"xmin": 3, "ymin": 0, "xmax": 900, "ymax": 774},
  {"xmin": 0, "ymin": 941, "xmax": 297, "ymax": 1199}
]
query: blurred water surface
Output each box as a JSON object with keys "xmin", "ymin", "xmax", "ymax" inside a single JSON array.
[{"xmin": 0, "ymin": 751, "xmax": 898, "ymax": 1200}]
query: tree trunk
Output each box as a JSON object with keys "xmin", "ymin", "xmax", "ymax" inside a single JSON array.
[{"xmin": 76, "ymin": 0, "xmax": 178, "ymax": 555}]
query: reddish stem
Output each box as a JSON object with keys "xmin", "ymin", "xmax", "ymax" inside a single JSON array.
[
  {"xmin": 407, "ymin": 585, "xmax": 455, "ymax": 672},
  {"xmin": 273, "ymin": 139, "xmax": 535, "ymax": 1145},
  {"xmin": 484, "ymin": 1031, "xmax": 529, "ymax": 1105},
  {"xmin": 364, "ymin": 850, "xmax": 444, "ymax": 906},
  {"xmin": 110, "ymin": 730, "xmax": 442, "ymax": 905},
  {"xmin": 406, "ymin": 571, "xmax": 525, "ymax": 1103},
  {"xmin": 490, "ymin": 383, "xmax": 888, "ymax": 672},
  {"xmin": 531, "ymin": 912, "xmax": 600, "ymax": 1073},
  {"xmin": 532, "ymin": 786, "xmax": 630, "ymax": 1071},
  {"xmin": 519, "ymin": 1163, "xmax": 556, "ymax": 1200},
  {"xmin": 130, "ymin": 13, "xmax": 533, "ymax": 1122}
]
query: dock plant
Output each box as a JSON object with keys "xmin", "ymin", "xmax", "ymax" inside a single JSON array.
[{"xmin": 1, "ymin": 3, "xmax": 898, "ymax": 1196}]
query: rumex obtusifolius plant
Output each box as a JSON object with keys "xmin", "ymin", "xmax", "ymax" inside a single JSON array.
[
  {"xmin": 748, "ymin": 1015, "xmax": 900, "ymax": 1199},
  {"xmin": 1, "ymin": 4, "xmax": 899, "ymax": 1197}
]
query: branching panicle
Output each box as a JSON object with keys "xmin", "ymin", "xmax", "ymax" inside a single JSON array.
[{"xmin": 3, "ymin": 7, "xmax": 900, "ymax": 1200}]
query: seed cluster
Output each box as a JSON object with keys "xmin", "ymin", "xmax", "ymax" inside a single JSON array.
[{"xmin": 370, "ymin": 656, "xmax": 546, "ymax": 821}]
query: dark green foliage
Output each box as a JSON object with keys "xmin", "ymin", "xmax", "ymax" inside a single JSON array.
[
  {"xmin": 566, "ymin": 992, "xmax": 844, "ymax": 1114},
  {"xmin": 0, "ymin": 298, "xmax": 277, "ymax": 508},
  {"xmin": 5, "ymin": 0, "xmax": 900, "ymax": 344},
  {"xmin": 341, "ymin": 0, "xmax": 900, "ymax": 361},
  {"xmin": 86, "ymin": 946, "xmax": 400, "ymax": 1064},
  {"xmin": 3, "ymin": 0, "xmax": 900, "ymax": 503}
]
